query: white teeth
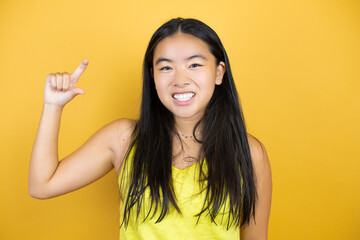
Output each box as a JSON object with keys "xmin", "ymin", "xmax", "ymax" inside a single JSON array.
[{"xmin": 173, "ymin": 93, "xmax": 195, "ymax": 101}]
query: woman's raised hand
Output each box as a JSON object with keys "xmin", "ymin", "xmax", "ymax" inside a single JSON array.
[{"xmin": 44, "ymin": 59, "xmax": 89, "ymax": 107}]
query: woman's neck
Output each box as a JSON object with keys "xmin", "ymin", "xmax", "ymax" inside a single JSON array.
[{"xmin": 174, "ymin": 117, "xmax": 202, "ymax": 137}]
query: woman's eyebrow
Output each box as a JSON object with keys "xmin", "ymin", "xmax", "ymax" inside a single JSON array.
[
  {"xmin": 154, "ymin": 54, "xmax": 207, "ymax": 65},
  {"xmin": 187, "ymin": 54, "xmax": 207, "ymax": 61},
  {"xmin": 155, "ymin": 57, "xmax": 172, "ymax": 66}
]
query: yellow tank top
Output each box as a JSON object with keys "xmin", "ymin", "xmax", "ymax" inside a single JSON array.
[{"xmin": 118, "ymin": 146, "xmax": 240, "ymax": 240}]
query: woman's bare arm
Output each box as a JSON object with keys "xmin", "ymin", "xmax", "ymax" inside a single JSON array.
[
  {"xmin": 28, "ymin": 60, "xmax": 133, "ymax": 199},
  {"xmin": 240, "ymin": 134, "xmax": 272, "ymax": 240}
]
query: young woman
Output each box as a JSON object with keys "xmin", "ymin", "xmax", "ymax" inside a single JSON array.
[{"xmin": 29, "ymin": 18, "xmax": 272, "ymax": 240}]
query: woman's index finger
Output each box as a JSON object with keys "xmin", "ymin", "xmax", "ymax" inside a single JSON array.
[{"xmin": 71, "ymin": 59, "xmax": 89, "ymax": 80}]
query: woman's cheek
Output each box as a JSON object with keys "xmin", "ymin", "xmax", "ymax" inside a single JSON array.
[
  {"xmin": 195, "ymin": 72, "xmax": 215, "ymax": 88},
  {"xmin": 154, "ymin": 79, "xmax": 170, "ymax": 103}
]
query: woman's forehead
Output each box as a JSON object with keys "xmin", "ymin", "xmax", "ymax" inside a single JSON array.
[{"xmin": 153, "ymin": 33, "xmax": 213, "ymax": 62}]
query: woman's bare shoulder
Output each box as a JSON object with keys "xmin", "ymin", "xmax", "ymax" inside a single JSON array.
[
  {"xmin": 114, "ymin": 118, "xmax": 137, "ymax": 137},
  {"xmin": 106, "ymin": 118, "xmax": 137, "ymax": 175},
  {"xmin": 246, "ymin": 133, "xmax": 269, "ymax": 168}
]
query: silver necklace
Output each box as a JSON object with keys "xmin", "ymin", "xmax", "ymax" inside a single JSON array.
[{"xmin": 180, "ymin": 131, "xmax": 201, "ymax": 139}]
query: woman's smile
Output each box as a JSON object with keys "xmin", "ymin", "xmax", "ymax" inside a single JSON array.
[{"xmin": 173, "ymin": 92, "xmax": 195, "ymax": 105}]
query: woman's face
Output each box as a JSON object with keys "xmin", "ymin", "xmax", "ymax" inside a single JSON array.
[{"xmin": 152, "ymin": 32, "xmax": 225, "ymax": 122}]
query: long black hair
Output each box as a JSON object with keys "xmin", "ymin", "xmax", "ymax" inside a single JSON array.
[{"xmin": 119, "ymin": 17, "xmax": 256, "ymax": 229}]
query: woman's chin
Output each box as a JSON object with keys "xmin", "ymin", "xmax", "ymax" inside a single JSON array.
[{"xmin": 172, "ymin": 110, "xmax": 205, "ymax": 122}]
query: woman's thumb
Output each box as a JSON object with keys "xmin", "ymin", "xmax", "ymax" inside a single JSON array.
[{"xmin": 67, "ymin": 88, "xmax": 85, "ymax": 99}]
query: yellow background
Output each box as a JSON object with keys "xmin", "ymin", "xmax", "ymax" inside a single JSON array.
[{"xmin": 0, "ymin": 0, "xmax": 359, "ymax": 239}]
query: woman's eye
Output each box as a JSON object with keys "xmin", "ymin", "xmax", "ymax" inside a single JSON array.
[
  {"xmin": 190, "ymin": 63, "xmax": 201, "ymax": 68},
  {"xmin": 160, "ymin": 66, "xmax": 172, "ymax": 71}
]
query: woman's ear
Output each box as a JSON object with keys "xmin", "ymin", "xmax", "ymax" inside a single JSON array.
[
  {"xmin": 150, "ymin": 68, "xmax": 153, "ymax": 78},
  {"xmin": 215, "ymin": 61, "xmax": 226, "ymax": 85}
]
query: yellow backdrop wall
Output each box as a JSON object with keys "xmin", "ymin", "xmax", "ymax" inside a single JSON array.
[{"xmin": 0, "ymin": 0, "xmax": 359, "ymax": 239}]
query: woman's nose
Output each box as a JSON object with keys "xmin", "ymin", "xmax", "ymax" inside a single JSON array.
[{"xmin": 173, "ymin": 70, "xmax": 190, "ymax": 87}]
